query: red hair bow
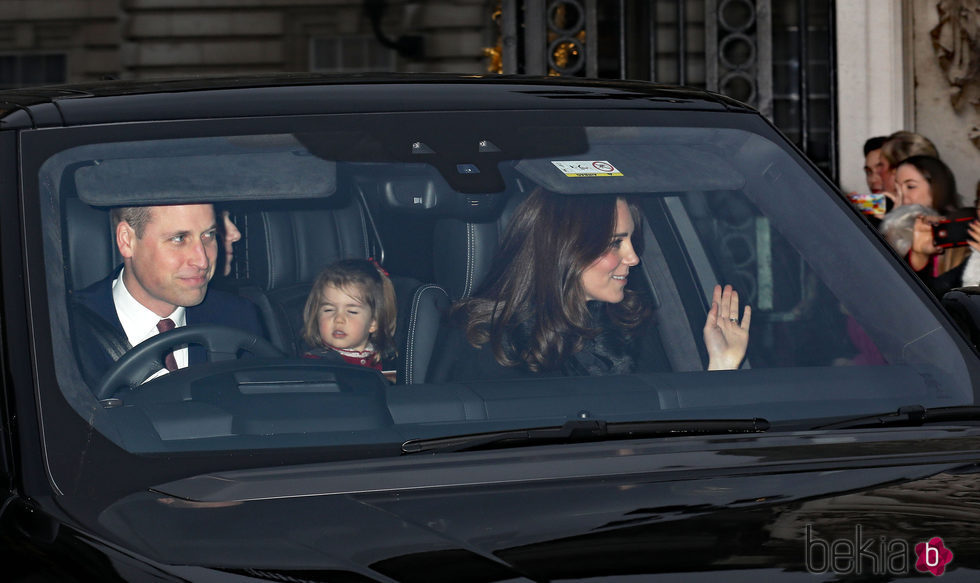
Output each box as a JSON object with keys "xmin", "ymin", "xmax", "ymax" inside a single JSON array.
[{"xmin": 368, "ymin": 257, "xmax": 389, "ymax": 277}]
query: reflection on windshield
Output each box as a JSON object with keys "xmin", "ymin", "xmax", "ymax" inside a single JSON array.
[{"xmin": 34, "ymin": 119, "xmax": 976, "ymax": 456}]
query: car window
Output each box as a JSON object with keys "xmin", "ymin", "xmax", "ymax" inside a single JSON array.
[{"xmin": 25, "ymin": 109, "xmax": 980, "ymax": 470}]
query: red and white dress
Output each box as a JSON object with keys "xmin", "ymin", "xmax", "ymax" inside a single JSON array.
[{"xmin": 303, "ymin": 345, "xmax": 382, "ymax": 371}]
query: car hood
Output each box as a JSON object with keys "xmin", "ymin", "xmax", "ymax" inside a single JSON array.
[{"xmin": 88, "ymin": 427, "xmax": 980, "ymax": 581}]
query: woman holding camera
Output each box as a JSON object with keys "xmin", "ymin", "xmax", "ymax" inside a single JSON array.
[{"xmin": 888, "ymin": 155, "xmax": 968, "ymax": 298}]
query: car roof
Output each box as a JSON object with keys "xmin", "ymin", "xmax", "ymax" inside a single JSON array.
[{"xmin": 0, "ymin": 73, "xmax": 753, "ymax": 129}]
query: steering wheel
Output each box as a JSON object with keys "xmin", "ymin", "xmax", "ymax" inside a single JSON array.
[{"xmin": 95, "ymin": 324, "xmax": 283, "ymax": 400}]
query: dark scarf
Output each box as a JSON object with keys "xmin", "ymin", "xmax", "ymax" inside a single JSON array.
[
  {"xmin": 503, "ymin": 301, "xmax": 636, "ymax": 376},
  {"xmin": 564, "ymin": 301, "xmax": 636, "ymax": 376}
]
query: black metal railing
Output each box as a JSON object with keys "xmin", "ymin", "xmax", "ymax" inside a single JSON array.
[{"xmin": 500, "ymin": 0, "xmax": 837, "ymax": 182}]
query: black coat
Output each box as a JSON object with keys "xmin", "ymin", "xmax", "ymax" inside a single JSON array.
[
  {"xmin": 433, "ymin": 301, "xmax": 669, "ymax": 383},
  {"xmin": 70, "ymin": 267, "xmax": 265, "ymax": 386}
]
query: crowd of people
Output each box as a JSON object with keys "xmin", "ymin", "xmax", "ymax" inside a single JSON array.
[{"xmin": 854, "ymin": 131, "xmax": 980, "ymax": 298}]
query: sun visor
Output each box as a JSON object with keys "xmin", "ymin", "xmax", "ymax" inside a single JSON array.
[
  {"xmin": 515, "ymin": 144, "xmax": 745, "ymax": 194},
  {"xmin": 73, "ymin": 135, "xmax": 336, "ymax": 207}
]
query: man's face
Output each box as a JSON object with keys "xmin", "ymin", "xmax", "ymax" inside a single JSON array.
[
  {"xmin": 863, "ymin": 149, "xmax": 884, "ymax": 193},
  {"xmin": 117, "ymin": 204, "xmax": 218, "ymax": 317},
  {"xmin": 878, "ymin": 157, "xmax": 896, "ymax": 195}
]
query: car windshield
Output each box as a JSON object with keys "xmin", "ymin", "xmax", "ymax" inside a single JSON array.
[{"xmin": 28, "ymin": 107, "xmax": 980, "ymax": 477}]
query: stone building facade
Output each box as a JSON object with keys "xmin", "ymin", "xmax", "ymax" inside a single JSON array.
[
  {"xmin": 0, "ymin": 0, "xmax": 493, "ymax": 85},
  {"xmin": 837, "ymin": 0, "xmax": 979, "ymax": 201},
  {"xmin": 0, "ymin": 0, "xmax": 975, "ymax": 197}
]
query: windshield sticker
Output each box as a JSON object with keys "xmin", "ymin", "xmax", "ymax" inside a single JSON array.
[{"xmin": 552, "ymin": 160, "xmax": 623, "ymax": 177}]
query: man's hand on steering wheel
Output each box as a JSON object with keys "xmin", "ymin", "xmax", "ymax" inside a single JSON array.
[{"xmin": 94, "ymin": 324, "xmax": 283, "ymax": 401}]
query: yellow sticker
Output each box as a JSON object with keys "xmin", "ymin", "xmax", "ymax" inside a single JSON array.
[{"xmin": 552, "ymin": 160, "xmax": 623, "ymax": 177}]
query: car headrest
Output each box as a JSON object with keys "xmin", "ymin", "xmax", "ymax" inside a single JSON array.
[
  {"xmin": 432, "ymin": 192, "xmax": 524, "ymax": 301},
  {"xmin": 64, "ymin": 197, "xmax": 120, "ymax": 293},
  {"xmin": 245, "ymin": 197, "xmax": 378, "ymax": 291}
]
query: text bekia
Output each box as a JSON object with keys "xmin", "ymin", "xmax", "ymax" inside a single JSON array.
[{"xmin": 805, "ymin": 525, "xmax": 953, "ymax": 576}]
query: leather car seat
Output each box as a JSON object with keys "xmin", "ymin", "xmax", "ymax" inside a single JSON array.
[
  {"xmin": 64, "ymin": 197, "xmax": 120, "ymax": 293},
  {"xmin": 238, "ymin": 196, "xmax": 381, "ymax": 356},
  {"xmin": 409, "ymin": 193, "xmax": 526, "ymax": 384},
  {"xmin": 397, "ymin": 283, "xmax": 450, "ymax": 384},
  {"xmin": 238, "ymin": 194, "xmax": 445, "ymax": 387},
  {"xmin": 431, "ymin": 193, "xmax": 524, "ymax": 302}
]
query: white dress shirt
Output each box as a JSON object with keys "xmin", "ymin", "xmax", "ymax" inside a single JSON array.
[{"xmin": 112, "ymin": 268, "xmax": 188, "ymax": 381}]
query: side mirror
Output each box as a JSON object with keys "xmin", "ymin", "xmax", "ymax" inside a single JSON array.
[{"xmin": 941, "ymin": 287, "xmax": 980, "ymax": 348}]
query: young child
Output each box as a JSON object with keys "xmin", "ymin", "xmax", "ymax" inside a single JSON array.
[{"xmin": 301, "ymin": 258, "xmax": 397, "ymax": 371}]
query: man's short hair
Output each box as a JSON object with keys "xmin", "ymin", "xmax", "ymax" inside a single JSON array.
[
  {"xmin": 110, "ymin": 206, "xmax": 153, "ymax": 238},
  {"xmin": 863, "ymin": 136, "xmax": 887, "ymax": 157}
]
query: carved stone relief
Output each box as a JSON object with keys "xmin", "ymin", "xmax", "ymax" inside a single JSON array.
[{"xmin": 930, "ymin": 0, "xmax": 980, "ymax": 149}]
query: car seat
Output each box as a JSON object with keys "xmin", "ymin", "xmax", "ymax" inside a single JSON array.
[
  {"xmin": 237, "ymin": 194, "xmax": 384, "ymax": 356},
  {"xmin": 237, "ymin": 191, "xmax": 449, "ymax": 385},
  {"xmin": 412, "ymin": 193, "xmax": 525, "ymax": 383},
  {"xmin": 64, "ymin": 197, "xmax": 120, "ymax": 293}
]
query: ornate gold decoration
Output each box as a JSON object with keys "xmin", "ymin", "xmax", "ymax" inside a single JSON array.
[
  {"xmin": 548, "ymin": 2, "xmax": 568, "ymax": 75},
  {"xmin": 484, "ymin": 2, "xmax": 503, "ymax": 74},
  {"xmin": 549, "ymin": 33, "xmax": 585, "ymax": 75},
  {"xmin": 547, "ymin": 2, "xmax": 586, "ymax": 76}
]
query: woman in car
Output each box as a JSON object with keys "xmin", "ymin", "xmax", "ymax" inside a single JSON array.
[{"xmin": 439, "ymin": 188, "xmax": 750, "ymax": 381}]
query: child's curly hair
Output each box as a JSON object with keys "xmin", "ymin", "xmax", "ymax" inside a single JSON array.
[{"xmin": 302, "ymin": 259, "xmax": 397, "ymax": 364}]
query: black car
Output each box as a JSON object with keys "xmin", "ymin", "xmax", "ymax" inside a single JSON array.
[{"xmin": 2, "ymin": 74, "xmax": 980, "ymax": 581}]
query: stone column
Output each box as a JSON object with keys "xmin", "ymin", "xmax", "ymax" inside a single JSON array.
[{"xmin": 836, "ymin": 0, "xmax": 909, "ymax": 193}]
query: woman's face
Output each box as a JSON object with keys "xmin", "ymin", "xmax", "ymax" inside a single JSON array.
[
  {"xmin": 581, "ymin": 199, "xmax": 639, "ymax": 303},
  {"xmin": 896, "ymin": 164, "xmax": 933, "ymax": 208}
]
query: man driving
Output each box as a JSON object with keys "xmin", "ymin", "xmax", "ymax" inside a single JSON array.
[{"xmin": 73, "ymin": 203, "xmax": 265, "ymax": 385}]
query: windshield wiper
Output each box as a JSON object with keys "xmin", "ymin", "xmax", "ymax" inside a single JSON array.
[
  {"xmin": 814, "ymin": 405, "xmax": 980, "ymax": 430},
  {"xmin": 401, "ymin": 418, "xmax": 770, "ymax": 454}
]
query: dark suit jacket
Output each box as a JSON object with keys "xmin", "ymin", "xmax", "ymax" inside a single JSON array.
[{"xmin": 71, "ymin": 267, "xmax": 266, "ymax": 385}]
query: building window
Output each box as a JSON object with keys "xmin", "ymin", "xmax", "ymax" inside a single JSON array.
[
  {"xmin": 0, "ymin": 53, "xmax": 66, "ymax": 89},
  {"xmin": 309, "ymin": 36, "xmax": 395, "ymax": 73}
]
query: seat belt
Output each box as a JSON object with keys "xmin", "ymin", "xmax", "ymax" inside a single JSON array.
[
  {"xmin": 70, "ymin": 301, "xmax": 132, "ymax": 384},
  {"xmin": 639, "ymin": 218, "xmax": 704, "ymax": 372}
]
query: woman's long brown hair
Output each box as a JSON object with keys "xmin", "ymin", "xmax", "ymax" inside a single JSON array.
[{"xmin": 456, "ymin": 188, "xmax": 648, "ymax": 372}]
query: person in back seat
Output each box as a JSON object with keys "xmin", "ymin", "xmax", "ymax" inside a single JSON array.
[
  {"xmin": 73, "ymin": 203, "xmax": 265, "ymax": 384},
  {"xmin": 218, "ymin": 209, "xmax": 242, "ymax": 278},
  {"xmin": 440, "ymin": 188, "xmax": 750, "ymax": 380},
  {"xmin": 301, "ymin": 259, "xmax": 397, "ymax": 372}
]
